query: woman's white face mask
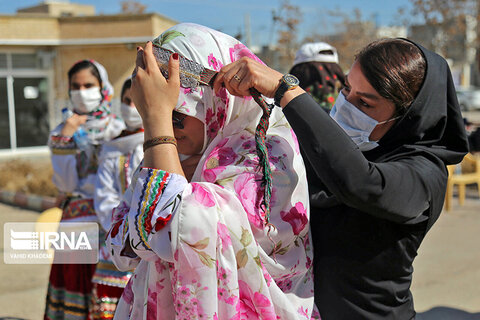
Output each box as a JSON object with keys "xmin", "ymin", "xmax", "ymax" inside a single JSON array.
[
  {"xmin": 70, "ymin": 87, "xmax": 102, "ymax": 114},
  {"xmin": 330, "ymin": 92, "xmax": 399, "ymax": 151},
  {"xmin": 120, "ymin": 103, "xmax": 143, "ymax": 130}
]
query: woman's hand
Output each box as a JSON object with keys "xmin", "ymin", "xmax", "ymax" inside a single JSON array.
[
  {"xmin": 213, "ymin": 57, "xmax": 305, "ymax": 108},
  {"xmin": 213, "ymin": 57, "xmax": 283, "ymax": 98},
  {"xmin": 131, "ymin": 41, "xmax": 180, "ymax": 136},
  {"xmin": 61, "ymin": 114, "xmax": 87, "ymax": 136}
]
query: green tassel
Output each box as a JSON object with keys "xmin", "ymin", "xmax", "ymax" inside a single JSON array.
[{"xmin": 250, "ymin": 88, "xmax": 273, "ymax": 225}]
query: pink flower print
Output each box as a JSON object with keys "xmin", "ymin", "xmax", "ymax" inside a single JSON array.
[
  {"xmin": 291, "ymin": 128, "xmax": 300, "ymax": 154},
  {"xmin": 216, "ymin": 87, "xmax": 229, "ymax": 104},
  {"xmin": 121, "ymin": 278, "xmax": 134, "ymax": 304},
  {"xmin": 180, "ymin": 87, "xmax": 193, "ymax": 95},
  {"xmin": 217, "ymin": 222, "xmax": 232, "ymax": 253},
  {"xmin": 234, "ymin": 174, "xmax": 265, "ymax": 229},
  {"xmin": 237, "ymin": 280, "xmax": 276, "ymax": 320},
  {"xmin": 216, "ymin": 106, "xmax": 227, "ymax": 128},
  {"xmin": 261, "ymin": 261, "xmax": 273, "ymax": 286},
  {"xmin": 208, "ymin": 53, "xmax": 223, "ymax": 71},
  {"xmin": 280, "ymin": 202, "xmax": 308, "ymax": 236},
  {"xmin": 277, "ymin": 277, "xmax": 293, "ymax": 291},
  {"xmin": 229, "ymin": 43, "xmax": 263, "ymax": 64},
  {"xmin": 218, "ymin": 287, "xmax": 228, "ymax": 301},
  {"xmin": 147, "ymin": 289, "xmax": 157, "ymax": 320},
  {"xmin": 298, "ymin": 306, "xmax": 309, "ymax": 318},
  {"xmin": 217, "ymin": 265, "xmax": 232, "ymax": 287},
  {"xmin": 205, "ymin": 107, "xmax": 215, "ymax": 124},
  {"xmin": 191, "ymin": 183, "xmax": 215, "ymax": 207},
  {"xmin": 207, "ymin": 120, "xmax": 220, "ymax": 139},
  {"xmin": 242, "ymin": 139, "xmax": 255, "ymax": 150},
  {"xmin": 203, "ymin": 143, "xmax": 236, "ymax": 182}
]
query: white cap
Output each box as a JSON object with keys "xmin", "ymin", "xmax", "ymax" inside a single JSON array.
[{"xmin": 293, "ymin": 42, "xmax": 339, "ymax": 66}]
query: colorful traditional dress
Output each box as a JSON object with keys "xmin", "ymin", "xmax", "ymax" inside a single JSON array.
[
  {"xmin": 92, "ymin": 129, "xmax": 144, "ymax": 319},
  {"xmin": 107, "ymin": 23, "xmax": 318, "ymax": 320},
  {"xmin": 45, "ymin": 60, "xmax": 125, "ymax": 320}
]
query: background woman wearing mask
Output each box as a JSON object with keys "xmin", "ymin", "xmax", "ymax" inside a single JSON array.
[
  {"xmin": 214, "ymin": 38, "xmax": 469, "ymax": 319},
  {"xmin": 92, "ymin": 77, "xmax": 142, "ymax": 319},
  {"xmin": 45, "ymin": 60, "xmax": 125, "ymax": 319}
]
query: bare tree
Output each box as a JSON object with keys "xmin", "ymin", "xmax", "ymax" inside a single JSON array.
[
  {"xmin": 401, "ymin": 0, "xmax": 480, "ymax": 85},
  {"xmin": 120, "ymin": 0, "xmax": 146, "ymax": 14},
  {"xmin": 274, "ymin": 1, "xmax": 302, "ymax": 66},
  {"xmin": 402, "ymin": 0, "xmax": 477, "ymax": 55},
  {"xmin": 304, "ymin": 8, "xmax": 378, "ymax": 70}
]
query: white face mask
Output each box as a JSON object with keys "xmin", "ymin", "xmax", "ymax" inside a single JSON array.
[
  {"xmin": 120, "ymin": 103, "xmax": 143, "ymax": 130},
  {"xmin": 70, "ymin": 87, "xmax": 102, "ymax": 114},
  {"xmin": 330, "ymin": 92, "xmax": 398, "ymax": 151}
]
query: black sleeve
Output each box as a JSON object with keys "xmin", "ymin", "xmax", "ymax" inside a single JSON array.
[{"xmin": 283, "ymin": 93, "xmax": 443, "ymax": 224}]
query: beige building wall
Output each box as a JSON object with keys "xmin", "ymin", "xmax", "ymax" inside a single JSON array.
[
  {"xmin": 0, "ymin": 7, "xmax": 177, "ymax": 152},
  {"xmin": 16, "ymin": 2, "xmax": 95, "ymax": 17},
  {"xmin": 0, "ymin": 16, "xmax": 60, "ymax": 40}
]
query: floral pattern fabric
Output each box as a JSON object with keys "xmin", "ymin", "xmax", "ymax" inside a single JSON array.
[{"xmin": 107, "ymin": 23, "xmax": 318, "ymax": 319}]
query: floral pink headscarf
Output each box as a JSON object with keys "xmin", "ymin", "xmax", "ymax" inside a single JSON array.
[{"xmin": 113, "ymin": 23, "xmax": 317, "ymax": 319}]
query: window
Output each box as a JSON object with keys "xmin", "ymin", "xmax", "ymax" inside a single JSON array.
[
  {"xmin": 14, "ymin": 78, "xmax": 50, "ymax": 147},
  {"xmin": 0, "ymin": 54, "xmax": 6, "ymax": 69},
  {"xmin": 0, "ymin": 78, "xmax": 10, "ymax": 149},
  {"xmin": 12, "ymin": 53, "xmax": 40, "ymax": 69}
]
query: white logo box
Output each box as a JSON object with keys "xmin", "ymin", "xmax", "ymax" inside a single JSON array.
[{"xmin": 4, "ymin": 222, "xmax": 99, "ymax": 264}]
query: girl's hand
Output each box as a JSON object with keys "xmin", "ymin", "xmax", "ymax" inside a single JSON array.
[
  {"xmin": 61, "ymin": 114, "xmax": 87, "ymax": 136},
  {"xmin": 131, "ymin": 41, "xmax": 180, "ymax": 131}
]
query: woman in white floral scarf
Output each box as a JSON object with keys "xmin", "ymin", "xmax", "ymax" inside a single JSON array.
[{"xmin": 107, "ymin": 23, "xmax": 318, "ymax": 319}]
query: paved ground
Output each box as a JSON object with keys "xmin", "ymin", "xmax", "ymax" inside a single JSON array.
[{"xmin": 0, "ymin": 194, "xmax": 479, "ymax": 319}]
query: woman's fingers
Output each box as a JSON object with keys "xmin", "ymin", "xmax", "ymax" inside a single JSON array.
[
  {"xmin": 135, "ymin": 46, "xmax": 145, "ymax": 70},
  {"xmin": 215, "ymin": 57, "xmax": 285, "ymax": 98},
  {"xmin": 143, "ymin": 42, "xmax": 159, "ymax": 74},
  {"xmin": 168, "ymin": 52, "xmax": 180, "ymax": 90}
]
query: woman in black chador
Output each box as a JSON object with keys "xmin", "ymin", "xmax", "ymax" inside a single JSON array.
[{"xmin": 213, "ymin": 38, "xmax": 469, "ymax": 319}]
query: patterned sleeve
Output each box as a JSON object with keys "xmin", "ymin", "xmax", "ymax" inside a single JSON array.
[
  {"xmin": 107, "ymin": 167, "xmax": 188, "ymax": 269},
  {"xmin": 49, "ymin": 134, "xmax": 79, "ymax": 193}
]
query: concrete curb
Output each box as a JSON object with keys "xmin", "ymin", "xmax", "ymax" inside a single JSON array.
[{"xmin": 0, "ymin": 189, "xmax": 57, "ymax": 212}]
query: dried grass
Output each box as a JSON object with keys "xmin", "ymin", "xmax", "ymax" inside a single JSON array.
[{"xmin": 0, "ymin": 158, "xmax": 58, "ymax": 197}]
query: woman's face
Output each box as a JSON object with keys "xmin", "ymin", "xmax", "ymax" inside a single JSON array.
[
  {"xmin": 122, "ymin": 87, "xmax": 134, "ymax": 106},
  {"xmin": 342, "ymin": 61, "xmax": 397, "ymax": 141},
  {"xmin": 69, "ymin": 68, "xmax": 100, "ymax": 91},
  {"xmin": 173, "ymin": 112, "xmax": 205, "ymax": 155}
]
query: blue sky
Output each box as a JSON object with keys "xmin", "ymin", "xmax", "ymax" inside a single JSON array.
[{"xmin": 1, "ymin": 0, "xmax": 413, "ymax": 47}]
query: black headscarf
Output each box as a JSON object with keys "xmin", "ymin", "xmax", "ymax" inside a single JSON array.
[
  {"xmin": 367, "ymin": 40, "xmax": 468, "ymax": 164},
  {"xmin": 364, "ymin": 40, "xmax": 469, "ymax": 229}
]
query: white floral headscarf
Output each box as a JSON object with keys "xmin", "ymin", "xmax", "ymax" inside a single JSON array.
[
  {"xmin": 71, "ymin": 60, "xmax": 125, "ymax": 144},
  {"xmin": 113, "ymin": 23, "xmax": 317, "ymax": 319}
]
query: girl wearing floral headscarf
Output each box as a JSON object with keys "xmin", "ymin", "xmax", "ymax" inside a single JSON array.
[
  {"xmin": 45, "ymin": 60, "xmax": 125, "ymax": 319},
  {"xmin": 107, "ymin": 23, "xmax": 317, "ymax": 319}
]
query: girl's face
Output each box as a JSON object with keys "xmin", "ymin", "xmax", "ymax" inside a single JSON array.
[
  {"xmin": 173, "ymin": 112, "xmax": 205, "ymax": 155},
  {"xmin": 342, "ymin": 61, "xmax": 397, "ymax": 141},
  {"xmin": 122, "ymin": 87, "xmax": 134, "ymax": 106},
  {"xmin": 69, "ymin": 68, "xmax": 100, "ymax": 91}
]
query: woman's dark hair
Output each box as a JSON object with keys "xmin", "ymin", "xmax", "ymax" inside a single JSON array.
[
  {"xmin": 121, "ymin": 78, "xmax": 132, "ymax": 100},
  {"xmin": 355, "ymin": 38, "xmax": 426, "ymax": 115},
  {"xmin": 67, "ymin": 60, "xmax": 102, "ymax": 88}
]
